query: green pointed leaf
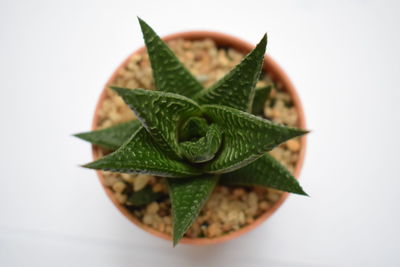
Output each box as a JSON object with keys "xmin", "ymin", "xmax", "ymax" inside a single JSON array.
[
  {"xmin": 111, "ymin": 87, "xmax": 202, "ymax": 157},
  {"xmin": 127, "ymin": 186, "xmax": 165, "ymax": 206},
  {"xmin": 202, "ymin": 105, "xmax": 308, "ymax": 174},
  {"xmin": 180, "ymin": 124, "xmax": 223, "ymax": 163},
  {"xmin": 193, "ymin": 34, "xmax": 267, "ymax": 112},
  {"xmin": 221, "ymin": 153, "xmax": 307, "ymax": 195},
  {"xmin": 83, "ymin": 127, "xmax": 201, "ymax": 177},
  {"xmin": 168, "ymin": 175, "xmax": 219, "ymax": 246},
  {"xmin": 138, "ymin": 18, "xmax": 203, "ymax": 97},
  {"xmin": 252, "ymin": 85, "xmax": 272, "ymax": 115},
  {"xmin": 74, "ymin": 120, "xmax": 141, "ymax": 150}
]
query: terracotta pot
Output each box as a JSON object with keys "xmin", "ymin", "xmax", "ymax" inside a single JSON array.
[{"xmin": 91, "ymin": 31, "xmax": 307, "ymax": 245}]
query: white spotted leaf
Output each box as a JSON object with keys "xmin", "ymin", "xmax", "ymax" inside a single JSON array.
[
  {"xmin": 168, "ymin": 175, "xmax": 219, "ymax": 246},
  {"xmin": 194, "ymin": 35, "xmax": 267, "ymax": 112},
  {"xmin": 202, "ymin": 105, "xmax": 308, "ymax": 174},
  {"xmin": 221, "ymin": 153, "xmax": 308, "ymax": 195},
  {"xmin": 138, "ymin": 18, "xmax": 204, "ymax": 98},
  {"xmin": 83, "ymin": 127, "xmax": 201, "ymax": 177},
  {"xmin": 74, "ymin": 120, "xmax": 141, "ymax": 150},
  {"xmin": 111, "ymin": 87, "xmax": 202, "ymax": 157}
]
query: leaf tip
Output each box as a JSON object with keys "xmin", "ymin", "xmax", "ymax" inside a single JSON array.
[
  {"xmin": 290, "ymin": 181, "xmax": 309, "ymax": 196},
  {"xmin": 72, "ymin": 132, "xmax": 84, "ymax": 139},
  {"xmin": 73, "ymin": 132, "xmax": 92, "ymax": 143},
  {"xmin": 262, "ymin": 33, "xmax": 267, "ymax": 42},
  {"xmin": 81, "ymin": 161, "xmax": 100, "ymax": 170},
  {"xmin": 110, "ymin": 86, "xmax": 137, "ymax": 102},
  {"xmin": 137, "ymin": 17, "xmax": 151, "ymax": 33},
  {"xmin": 137, "ymin": 16, "xmax": 145, "ymax": 25},
  {"xmin": 296, "ymin": 188, "xmax": 309, "ymax": 197},
  {"xmin": 287, "ymin": 127, "xmax": 310, "ymax": 140},
  {"xmin": 172, "ymin": 222, "xmax": 184, "ymax": 247},
  {"xmin": 172, "ymin": 229, "xmax": 185, "ymax": 247},
  {"xmin": 109, "ymin": 86, "xmax": 125, "ymax": 94},
  {"xmin": 80, "ymin": 162, "xmax": 92, "ymax": 169},
  {"xmin": 257, "ymin": 33, "xmax": 268, "ymax": 52},
  {"xmin": 299, "ymin": 129, "xmax": 311, "ymax": 136}
]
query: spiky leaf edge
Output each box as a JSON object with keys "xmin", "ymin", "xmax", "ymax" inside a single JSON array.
[{"xmin": 221, "ymin": 153, "xmax": 308, "ymax": 195}]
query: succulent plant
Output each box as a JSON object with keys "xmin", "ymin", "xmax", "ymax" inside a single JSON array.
[{"xmin": 75, "ymin": 18, "xmax": 308, "ymax": 246}]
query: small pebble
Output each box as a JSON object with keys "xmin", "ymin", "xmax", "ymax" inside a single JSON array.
[
  {"xmin": 259, "ymin": 201, "xmax": 271, "ymax": 211},
  {"xmin": 163, "ymin": 216, "xmax": 172, "ymax": 225},
  {"xmin": 112, "ymin": 181, "xmax": 126, "ymax": 193},
  {"xmin": 237, "ymin": 211, "xmax": 246, "ymax": 225},
  {"xmin": 104, "ymin": 175, "xmax": 119, "ymax": 186},
  {"xmin": 246, "ymin": 217, "xmax": 254, "ymax": 224},
  {"xmin": 267, "ymin": 192, "xmax": 281, "ymax": 202},
  {"xmin": 233, "ymin": 188, "xmax": 246, "ymax": 198},
  {"xmin": 147, "ymin": 202, "xmax": 159, "ymax": 214},
  {"xmin": 114, "ymin": 192, "xmax": 127, "ymax": 204},
  {"xmin": 157, "ymin": 223, "xmax": 165, "ymax": 232},
  {"xmin": 143, "ymin": 214, "xmax": 153, "ymax": 225},
  {"xmin": 207, "ymin": 223, "xmax": 222, "ymax": 238},
  {"xmin": 221, "ymin": 224, "xmax": 232, "ymax": 232},
  {"xmin": 152, "ymin": 183, "xmax": 164, "ymax": 193},
  {"xmin": 286, "ymin": 139, "xmax": 301, "ymax": 152},
  {"xmin": 121, "ymin": 173, "xmax": 135, "ymax": 183},
  {"xmin": 134, "ymin": 174, "xmax": 152, "ymax": 191}
]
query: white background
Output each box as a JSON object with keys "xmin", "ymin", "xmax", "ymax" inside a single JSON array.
[{"xmin": 1, "ymin": 0, "xmax": 399, "ymax": 266}]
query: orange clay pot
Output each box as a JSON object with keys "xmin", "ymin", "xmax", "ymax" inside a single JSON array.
[{"xmin": 91, "ymin": 31, "xmax": 307, "ymax": 245}]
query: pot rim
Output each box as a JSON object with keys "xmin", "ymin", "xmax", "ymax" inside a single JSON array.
[{"xmin": 91, "ymin": 31, "xmax": 307, "ymax": 245}]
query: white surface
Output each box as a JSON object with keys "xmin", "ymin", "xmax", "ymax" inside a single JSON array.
[{"xmin": 1, "ymin": 0, "xmax": 399, "ymax": 266}]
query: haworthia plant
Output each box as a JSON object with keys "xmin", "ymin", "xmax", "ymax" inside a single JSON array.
[{"xmin": 75, "ymin": 18, "xmax": 309, "ymax": 246}]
